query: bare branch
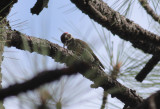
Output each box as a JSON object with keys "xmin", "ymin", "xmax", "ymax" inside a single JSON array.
[
  {"xmin": 0, "ymin": 0, "xmax": 18, "ymax": 19},
  {"xmin": 5, "ymin": 29, "xmax": 77, "ymax": 66},
  {"xmin": 138, "ymin": 0, "xmax": 160, "ymax": 23},
  {"xmin": 135, "ymin": 90, "xmax": 160, "ymax": 109},
  {"xmin": 0, "ymin": 62, "xmax": 89, "ymax": 101},
  {"xmin": 3, "ymin": 28, "xmax": 143, "ymax": 108},
  {"xmin": 100, "ymin": 62, "xmax": 121, "ymax": 109},
  {"xmin": 70, "ymin": 0, "xmax": 160, "ymax": 56},
  {"xmin": 100, "ymin": 91, "xmax": 108, "ymax": 109},
  {"xmin": 135, "ymin": 56, "xmax": 160, "ymax": 82},
  {"xmin": 31, "ymin": 0, "xmax": 49, "ymax": 15}
]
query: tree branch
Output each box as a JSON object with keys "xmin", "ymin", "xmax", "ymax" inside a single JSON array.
[
  {"xmin": 0, "ymin": 0, "xmax": 150, "ymax": 108},
  {"xmin": 100, "ymin": 62, "xmax": 121, "ymax": 109},
  {"xmin": 5, "ymin": 29, "xmax": 76, "ymax": 66},
  {"xmin": 101, "ymin": 91, "xmax": 108, "ymax": 109},
  {"xmin": 0, "ymin": 62, "xmax": 89, "ymax": 101},
  {"xmin": 0, "ymin": 0, "xmax": 18, "ymax": 19},
  {"xmin": 31, "ymin": 0, "xmax": 49, "ymax": 15},
  {"xmin": 3, "ymin": 28, "xmax": 143, "ymax": 108},
  {"xmin": 0, "ymin": 16, "xmax": 8, "ymax": 109},
  {"xmin": 70, "ymin": 0, "xmax": 160, "ymax": 56},
  {"xmin": 135, "ymin": 90, "xmax": 160, "ymax": 109},
  {"xmin": 138, "ymin": 0, "xmax": 160, "ymax": 23},
  {"xmin": 70, "ymin": 0, "xmax": 160, "ymax": 85},
  {"xmin": 135, "ymin": 56, "xmax": 160, "ymax": 82}
]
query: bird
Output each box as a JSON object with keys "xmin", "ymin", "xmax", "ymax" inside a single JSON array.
[{"xmin": 60, "ymin": 32, "xmax": 105, "ymax": 70}]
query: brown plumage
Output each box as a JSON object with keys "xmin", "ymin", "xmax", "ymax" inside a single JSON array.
[{"xmin": 61, "ymin": 32, "xmax": 105, "ymax": 69}]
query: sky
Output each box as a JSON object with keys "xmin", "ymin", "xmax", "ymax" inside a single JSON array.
[{"xmin": 2, "ymin": 0, "xmax": 160, "ymax": 109}]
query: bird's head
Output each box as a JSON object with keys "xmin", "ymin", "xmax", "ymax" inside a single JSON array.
[{"xmin": 61, "ymin": 32, "xmax": 74, "ymax": 47}]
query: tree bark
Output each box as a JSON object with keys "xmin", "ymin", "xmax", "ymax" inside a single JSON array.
[
  {"xmin": 138, "ymin": 0, "xmax": 160, "ymax": 23},
  {"xmin": 2, "ymin": 28, "xmax": 143, "ymax": 108},
  {"xmin": 135, "ymin": 90, "xmax": 160, "ymax": 109},
  {"xmin": 70, "ymin": 0, "xmax": 160, "ymax": 56},
  {"xmin": 0, "ymin": 19, "xmax": 7, "ymax": 109}
]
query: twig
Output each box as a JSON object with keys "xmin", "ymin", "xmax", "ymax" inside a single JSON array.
[{"xmin": 138, "ymin": 0, "xmax": 160, "ymax": 23}]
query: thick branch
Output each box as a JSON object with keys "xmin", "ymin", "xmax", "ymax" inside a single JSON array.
[
  {"xmin": 3, "ymin": 29, "xmax": 143, "ymax": 108},
  {"xmin": 0, "ymin": 0, "xmax": 18, "ymax": 19},
  {"xmin": 0, "ymin": 16, "xmax": 7, "ymax": 109},
  {"xmin": 70, "ymin": 0, "xmax": 160, "ymax": 56},
  {"xmin": 31, "ymin": 0, "xmax": 49, "ymax": 15},
  {"xmin": 100, "ymin": 63, "xmax": 121, "ymax": 109},
  {"xmin": 135, "ymin": 56, "xmax": 160, "ymax": 82},
  {"xmin": 5, "ymin": 29, "xmax": 76, "ymax": 66},
  {"xmin": 0, "ymin": 63, "xmax": 89, "ymax": 100},
  {"xmin": 135, "ymin": 90, "xmax": 160, "ymax": 109},
  {"xmin": 138, "ymin": 0, "xmax": 160, "ymax": 23}
]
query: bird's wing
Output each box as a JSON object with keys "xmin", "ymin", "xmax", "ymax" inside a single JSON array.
[
  {"xmin": 92, "ymin": 52, "xmax": 105, "ymax": 69},
  {"xmin": 76, "ymin": 39, "xmax": 105, "ymax": 69}
]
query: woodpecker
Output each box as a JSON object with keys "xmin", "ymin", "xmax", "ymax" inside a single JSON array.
[{"xmin": 61, "ymin": 32, "xmax": 105, "ymax": 69}]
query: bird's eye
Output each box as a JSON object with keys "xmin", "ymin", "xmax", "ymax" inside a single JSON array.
[
  {"xmin": 67, "ymin": 34, "xmax": 71, "ymax": 39},
  {"xmin": 64, "ymin": 34, "xmax": 70, "ymax": 40}
]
